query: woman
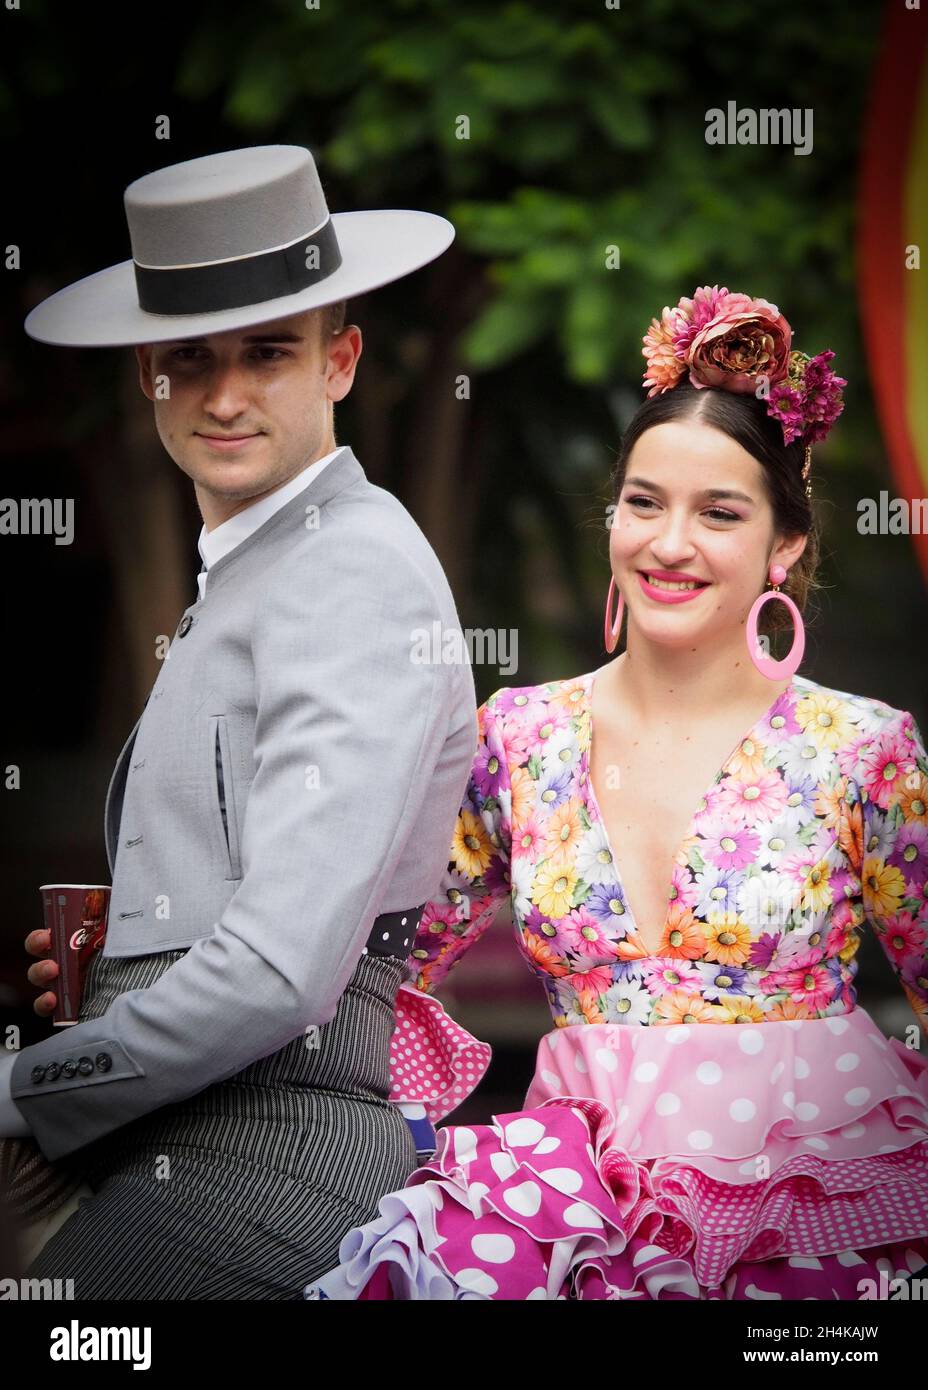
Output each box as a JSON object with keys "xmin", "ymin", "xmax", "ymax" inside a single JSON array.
[{"xmin": 305, "ymin": 286, "xmax": 928, "ymax": 1300}]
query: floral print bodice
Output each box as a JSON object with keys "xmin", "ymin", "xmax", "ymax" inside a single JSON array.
[{"xmin": 408, "ymin": 670, "xmax": 928, "ymax": 1037}]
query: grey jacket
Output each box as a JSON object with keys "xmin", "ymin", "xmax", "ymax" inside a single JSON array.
[{"xmin": 11, "ymin": 447, "xmax": 478, "ymax": 1161}]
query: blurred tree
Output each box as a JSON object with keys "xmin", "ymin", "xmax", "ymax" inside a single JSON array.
[
  {"xmin": 166, "ymin": 0, "xmax": 892, "ymax": 684},
  {"xmin": 2, "ymin": 0, "xmax": 902, "ymax": 715}
]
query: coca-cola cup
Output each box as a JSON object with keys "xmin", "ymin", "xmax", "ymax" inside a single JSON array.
[{"xmin": 38, "ymin": 884, "xmax": 110, "ymax": 1026}]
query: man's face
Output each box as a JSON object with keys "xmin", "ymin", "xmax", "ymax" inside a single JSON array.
[{"xmin": 135, "ymin": 308, "xmax": 361, "ymax": 526}]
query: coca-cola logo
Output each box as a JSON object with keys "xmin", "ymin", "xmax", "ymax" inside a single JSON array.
[{"xmin": 69, "ymin": 927, "xmax": 89, "ymax": 951}]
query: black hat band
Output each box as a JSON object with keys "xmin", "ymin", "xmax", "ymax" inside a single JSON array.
[{"xmin": 133, "ymin": 217, "xmax": 342, "ymax": 315}]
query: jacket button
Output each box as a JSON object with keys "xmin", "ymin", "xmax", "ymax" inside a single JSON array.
[
  {"xmin": 177, "ymin": 614, "xmax": 193, "ymax": 638},
  {"xmin": 95, "ymin": 1052, "xmax": 113, "ymax": 1073},
  {"xmin": 44, "ymin": 1062, "xmax": 61, "ymax": 1081},
  {"xmin": 78, "ymin": 1056, "xmax": 94, "ymax": 1076},
  {"xmin": 30, "ymin": 1065, "xmax": 46, "ymax": 1084},
  {"xmin": 61, "ymin": 1059, "xmax": 77, "ymax": 1078}
]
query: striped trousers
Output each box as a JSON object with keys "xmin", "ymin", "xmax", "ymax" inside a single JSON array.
[{"xmin": 25, "ymin": 946, "xmax": 418, "ymax": 1298}]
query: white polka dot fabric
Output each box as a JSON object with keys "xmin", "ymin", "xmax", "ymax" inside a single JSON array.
[
  {"xmin": 309, "ymin": 1005, "xmax": 928, "ymax": 1299},
  {"xmin": 388, "ymin": 983, "xmax": 492, "ymax": 1124}
]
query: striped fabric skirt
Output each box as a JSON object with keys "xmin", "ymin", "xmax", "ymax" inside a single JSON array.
[{"xmin": 24, "ymin": 946, "xmax": 418, "ymax": 1299}]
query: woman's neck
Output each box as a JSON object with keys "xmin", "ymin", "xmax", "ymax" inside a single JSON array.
[{"xmin": 601, "ymin": 634, "xmax": 792, "ymax": 729}]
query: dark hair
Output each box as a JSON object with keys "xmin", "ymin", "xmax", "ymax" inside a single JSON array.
[{"xmin": 610, "ymin": 379, "xmax": 821, "ymax": 636}]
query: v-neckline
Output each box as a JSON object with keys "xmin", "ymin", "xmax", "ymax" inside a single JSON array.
[{"xmin": 581, "ymin": 666, "xmax": 798, "ymax": 960}]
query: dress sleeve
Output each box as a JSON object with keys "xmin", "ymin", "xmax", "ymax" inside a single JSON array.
[
  {"xmin": 389, "ymin": 695, "xmax": 513, "ymax": 1133},
  {"xmin": 856, "ymin": 706, "xmax": 928, "ymax": 1041}
]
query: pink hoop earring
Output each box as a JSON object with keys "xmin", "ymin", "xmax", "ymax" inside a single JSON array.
[
  {"xmin": 604, "ymin": 575, "xmax": 624, "ymax": 653},
  {"xmin": 746, "ymin": 563, "xmax": 805, "ymax": 680}
]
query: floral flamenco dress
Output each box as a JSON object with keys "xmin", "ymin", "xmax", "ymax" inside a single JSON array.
[{"xmin": 305, "ymin": 670, "xmax": 928, "ymax": 1300}]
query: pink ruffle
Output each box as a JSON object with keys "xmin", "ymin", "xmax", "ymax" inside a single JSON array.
[
  {"xmin": 388, "ymin": 982, "xmax": 492, "ymax": 1124},
  {"xmin": 311, "ymin": 1008, "xmax": 928, "ymax": 1299},
  {"xmin": 526, "ymin": 1007, "xmax": 928, "ymax": 1172},
  {"xmin": 311, "ymin": 1094, "xmax": 928, "ymax": 1300}
]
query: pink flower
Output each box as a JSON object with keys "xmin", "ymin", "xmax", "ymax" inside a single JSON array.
[
  {"xmin": 765, "ymin": 381, "xmax": 804, "ymax": 444},
  {"xmin": 639, "ymin": 286, "xmax": 845, "ymax": 450},
  {"xmin": 859, "ymin": 729, "xmax": 916, "ymax": 810},
  {"xmin": 837, "ymin": 731, "xmax": 873, "ymax": 780},
  {"xmin": 570, "ymin": 964, "xmax": 614, "ymax": 997},
  {"xmin": 560, "ymin": 906, "xmax": 618, "ymax": 957},
  {"xmin": 687, "ymin": 295, "xmax": 792, "ymax": 392},
  {"xmin": 797, "ymin": 349, "xmax": 847, "ymax": 443},
  {"xmin": 672, "ymin": 285, "xmax": 743, "ymax": 357},
  {"xmin": 701, "ymin": 818, "xmax": 761, "ymax": 871},
  {"xmin": 768, "ymin": 349, "xmax": 846, "ymax": 446},
  {"xmin": 497, "ymin": 717, "xmax": 534, "ymax": 765},
  {"xmin": 780, "ymin": 847, "xmax": 817, "ymax": 887},
  {"xmin": 492, "ymin": 689, "xmax": 549, "ymax": 723},
  {"xmin": 826, "ymin": 918, "xmax": 853, "ymax": 952},
  {"xmin": 782, "ymin": 963, "xmax": 835, "ymax": 1011},
  {"xmin": 716, "ymin": 770, "xmax": 790, "ymax": 825},
  {"xmin": 880, "ymin": 911, "xmax": 927, "ymax": 967},
  {"xmin": 513, "ymin": 814, "xmax": 546, "ymax": 858},
  {"xmin": 642, "ymin": 957, "xmax": 704, "ymax": 995},
  {"xmin": 527, "ymin": 707, "xmax": 571, "ymax": 750},
  {"xmin": 419, "ymin": 902, "xmax": 460, "ymax": 934},
  {"xmin": 669, "ymin": 862, "xmax": 699, "ymax": 911}
]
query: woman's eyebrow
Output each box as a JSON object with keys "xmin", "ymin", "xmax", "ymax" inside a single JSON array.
[{"xmin": 623, "ymin": 475, "xmax": 755, "ymax": 504}]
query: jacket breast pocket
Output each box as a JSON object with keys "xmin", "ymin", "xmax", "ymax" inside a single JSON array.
[{"xmin": 210, "ymin": 714, "xmax": 243, "ymax": 881}]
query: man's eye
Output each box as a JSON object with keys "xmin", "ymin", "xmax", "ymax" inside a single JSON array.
[{"xmin": 167, "ymin": 347, "xmax": 286, "ymax": 361}]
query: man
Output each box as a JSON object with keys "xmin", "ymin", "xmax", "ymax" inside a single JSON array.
[{"xmin": 0, "ymin": 145, "xmax": 478, "ymax": 1297}]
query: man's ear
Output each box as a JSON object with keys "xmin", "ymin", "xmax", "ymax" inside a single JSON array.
[{"xmin": 325, "ymin": 324, "xmax": 362, "ymax": 403}]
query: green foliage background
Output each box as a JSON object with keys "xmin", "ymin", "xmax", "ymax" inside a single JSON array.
[{"xmin": 3, "ymin": 0, "xmax": 922, "ymax": 714}]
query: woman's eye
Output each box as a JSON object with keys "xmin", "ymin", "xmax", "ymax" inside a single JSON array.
[{"xmin": 623, "ymin": 495, "xmax": 740, "ymax": 522}]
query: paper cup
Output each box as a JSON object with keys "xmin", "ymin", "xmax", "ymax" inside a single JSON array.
[{"xmin": 38, "ymin": 885, "xmax": 110, "ymax": 1026}]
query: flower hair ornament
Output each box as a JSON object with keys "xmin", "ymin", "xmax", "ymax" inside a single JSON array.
[
  {"xmin": 604, "ymin": 286, "xmax": 847, "ymax": 679},
  {"xmin": 641, "ymin": 284, "xmax": 847, "ymax": 500}
]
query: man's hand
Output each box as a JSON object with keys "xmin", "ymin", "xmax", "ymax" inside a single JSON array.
[{"xmin": 25, "ymin": 928, "xmax": 58, "ymax": 1017}]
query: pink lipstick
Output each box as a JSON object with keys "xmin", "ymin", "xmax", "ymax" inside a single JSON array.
[{"xmin": 637, "ymin": 569, "xmax": 711, "ymax": 604}]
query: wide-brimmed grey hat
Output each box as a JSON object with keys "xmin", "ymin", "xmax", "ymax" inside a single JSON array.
[{"xmin": 23, "ymin": 144, "xmax": 455, "ymax": 347}]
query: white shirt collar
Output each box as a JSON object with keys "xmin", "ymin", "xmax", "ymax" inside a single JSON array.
[{"xmin": 196, "ymin": 445, "xmax": 346, "ymax": 600}]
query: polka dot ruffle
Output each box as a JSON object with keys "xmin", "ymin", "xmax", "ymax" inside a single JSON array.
[
  {"xmin": 388, "ymin": 983, "xmax": 492, "ymax": 1124},
  {"xmin": 310, "ymin": 1007, "xmax": 928, "ymax": 1299}
]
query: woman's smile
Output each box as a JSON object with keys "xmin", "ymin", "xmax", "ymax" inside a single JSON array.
[{"xmin": 636, "ymin": 568, "xmax": 712, "ymax": 603}]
